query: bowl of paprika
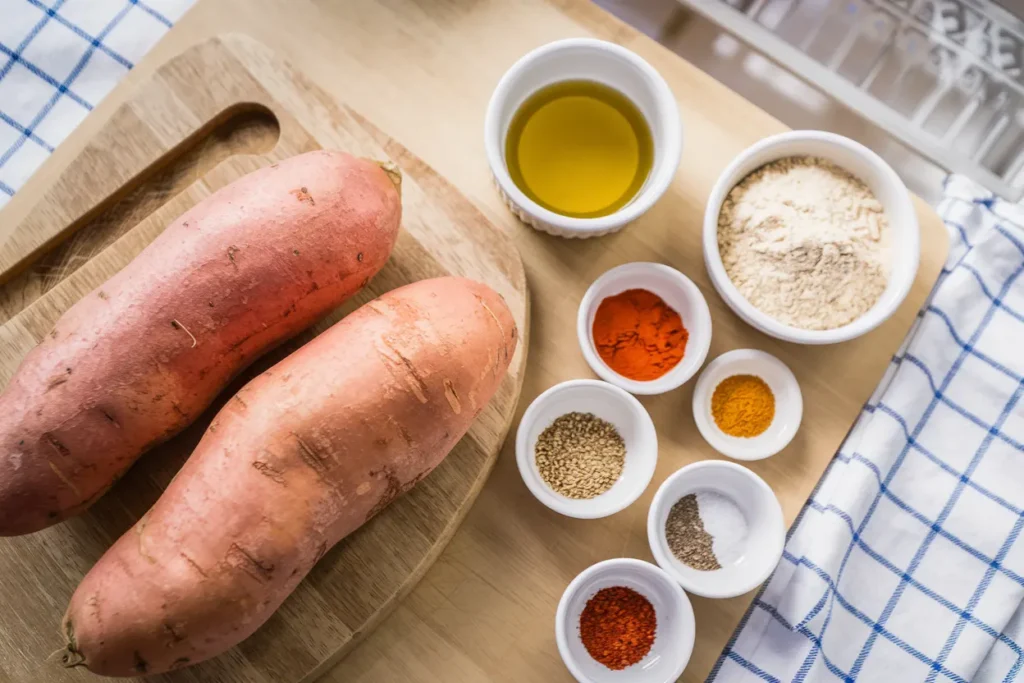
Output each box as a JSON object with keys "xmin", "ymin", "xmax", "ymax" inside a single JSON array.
[
  {"xmin": 556, "ymin": 558, "xmax": 695, "ymax": 682},
  {"xmin": 578, "ymin": 262, "xmax": 712, "ymax": 396}
]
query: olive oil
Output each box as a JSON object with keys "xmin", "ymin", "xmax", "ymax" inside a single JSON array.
[{"xmin": 505, "ymin": 80, "xmax": 654, "ymax": 218}]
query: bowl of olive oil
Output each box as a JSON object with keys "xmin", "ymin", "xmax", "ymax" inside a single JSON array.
[{"xmin": 486, "ymin": 38, "xmax": 682, "ymax": 238}]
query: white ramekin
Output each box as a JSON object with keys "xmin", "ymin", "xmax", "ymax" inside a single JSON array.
[
  {"xmin": 485, "ymin": 38, "xmax": 683, "ymax": 238},
  {"xmin": 515, "ymin": 379, "xmax": 658, "ymax": 519},
  {"xmin": 556, "ymin": 558, "xmax": 695, "ymax": 683},
  {"xmin": 647, "ymin": 461, "xmax": 785, "ymax": 599},
  {"xmin": 692, "ymin": 350, "xmax": 802, "ymax": 461},
  {"xmin": 703, "ymin": 130, "xmax": 919, "ymax": 344},
  {"xmin": 577, "ymin": 262, "xmax": 711, "ymax": 396}
]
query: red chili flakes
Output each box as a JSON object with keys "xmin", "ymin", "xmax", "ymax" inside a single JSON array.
[{"xmin": 579, "ymin": 585, "xmax": 657, "ymax": 670}]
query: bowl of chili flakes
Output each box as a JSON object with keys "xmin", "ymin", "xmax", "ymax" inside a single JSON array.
[{"xmin": 555, "ymin": 558, "xmax": 695, "ymax": 682}]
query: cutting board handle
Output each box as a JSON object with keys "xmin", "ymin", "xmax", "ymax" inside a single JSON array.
[{"xmin": 0, "ymin": 37, "xmax": 282, "ymax": 285}]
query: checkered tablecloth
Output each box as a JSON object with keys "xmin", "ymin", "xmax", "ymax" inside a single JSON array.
[
  {"xmin": 711, "ymin": 175, "xmax": 1024, "ymax": 681},
  {"xmin": 0, "ymin": 0, "xmax": 193, "ymax": 209}
]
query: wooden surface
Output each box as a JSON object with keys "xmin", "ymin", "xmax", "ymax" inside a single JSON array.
[
  {"xmin": 0, "ymin": 1, "xmax": 951, "ymax": 681},
  {"xmin": 0, "ymin": 35, "xmax": 528, "ymax": 683}
]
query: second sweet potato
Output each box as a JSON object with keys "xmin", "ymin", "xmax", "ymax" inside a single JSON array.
[{"xmin": 61, "ymin": 276, "xmax": 517, "ymax": 676}]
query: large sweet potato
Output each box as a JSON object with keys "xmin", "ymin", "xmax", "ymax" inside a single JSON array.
[
  {"xmin": 0, "ymin": 150, "xmax": 401, "ymax": 535},
  {"xmin": 61, "ymin": 276, "xmax": 517, "ymax": 676}
]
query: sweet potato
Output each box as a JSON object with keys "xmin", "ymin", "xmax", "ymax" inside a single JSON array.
[
  {"xmin": 0, "ymin": 150, "xmax": 401, "ymax": 536},
  {"xmin": 60, "ymin": 276, "xmax": 517, "ymax": 676}
]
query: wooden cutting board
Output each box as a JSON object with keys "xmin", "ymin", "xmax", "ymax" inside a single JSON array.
[{"xmin": 0, "ymin": 35, "xmax": 528, "ymax": 683}]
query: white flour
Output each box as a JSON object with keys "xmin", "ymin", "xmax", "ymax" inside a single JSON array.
[
  {"xmin": 717, "ymin": 156, "xmax": 891, "ymax": 331},
  {"xmin": 695, "ymin": 490, "xmax": 748, "ymax": 566}
]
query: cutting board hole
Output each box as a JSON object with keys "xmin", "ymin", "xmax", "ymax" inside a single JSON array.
[
  {"xmin": 186, "ymin": 104, "xmax": 281, "ymax": 178},
  {"xmin": 0, "ymin": 105, "xmax": 280, "ymax": 325}
]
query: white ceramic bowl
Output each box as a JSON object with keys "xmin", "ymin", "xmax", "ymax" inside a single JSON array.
[
  {"xmin": 485, "ymin": 38, "xmax": 683, "ymax": 238},
  {"xmin": 647, "ymin": 461, "xmax": 785, "ymax": 599},
  {"xmin": 692, "ymin": 349, "xmax": 802, "ymax": 461},
  {"xmin": 577, "ymin": 262, "xmax": 712, "ymax": 395},
  {"xmin": 703, "ymin": 130, "xmax": 919, "ymax": 344},
  {"xmin": 556, "ymin": 558, "xmax": 695, "ymax": 683},
  {"xmin": 516, "ymin": 379, "xmax": 658, "ymax": 518}
]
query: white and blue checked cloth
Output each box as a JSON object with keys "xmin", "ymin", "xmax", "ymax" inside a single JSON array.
[
  {"xmin": 712, "ymin": 176, "xmax": 1024, "ymax": 682},
  {"xmin": 0, "ymin": 0, "xmax": 193, "ymax": 209},
  {"xmin": 4, "ymin": 4, "xmax": 1024, "ymax": 682}
]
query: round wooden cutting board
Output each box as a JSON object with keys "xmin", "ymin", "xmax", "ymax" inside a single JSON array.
[{"xmin": 0, "ymin": 35, "xmax": 527, "ymax": 683}]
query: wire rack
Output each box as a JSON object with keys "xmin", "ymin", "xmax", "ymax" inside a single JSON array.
[{"xmin": 679, "ymin": 0, "xmax": 1024, "ymax": 200}]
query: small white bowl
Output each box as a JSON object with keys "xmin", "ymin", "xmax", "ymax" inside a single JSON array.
[
  {"xmin": 703, "ymin": 130, "xmax": 919, "ymax": 344},
  {"xmin": 485, "ymin": 38, "xmax": 683, "ymax": 238},
  {"xmin": 692, "ymin": 349, "xmax": 802, "ymax": 461},
  {"xmin": 647, "ymin": 461, "xmax": 785, "ymax": 599},
  {"xmin": 556, "ymin": 558, "xmax": 695, "ymax": 683},
  {"xmin": 516, "ymin": 379, "xmax": 657, "ymax": 518},
  {"xmin": 577, "ymin": 262, "xmax": 712, "ymax": 395}
]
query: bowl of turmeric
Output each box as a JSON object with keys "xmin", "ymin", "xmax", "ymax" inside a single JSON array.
[
  {"xmin": 691, "ymin": 349, "xmax": 803, "ymax": 461},
  {"xmin": 577, "ymin": 262, "xmax": 712, "ymax": 396}
]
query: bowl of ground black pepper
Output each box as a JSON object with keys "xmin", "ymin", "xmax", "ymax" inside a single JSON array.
[
  {"xmin": 647, "ymin": 461, "xmax": 785, "ymax": 599},
  {"xmin": 556, "ymin": 558, "xmax": 695, "ymax": 682},
  {"xmin": 691, "ymin": 349, "xmax": 803, "ymax": 461},
  {"xmin": 578, "ymin": 262, "xmax": 712, "ymax": 395},
  {"xmin": 516, "ymin": 379, "xmax": 658, "ymax": 518}
]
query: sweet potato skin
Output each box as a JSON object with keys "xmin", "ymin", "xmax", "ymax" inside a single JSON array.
[
  {"xmin": 0, "ymin": 151, "xmax": 401, "ymax": 536},
  {"xmin": 61, "ymin": 277, "xmax": 517, "ymax": 676}
]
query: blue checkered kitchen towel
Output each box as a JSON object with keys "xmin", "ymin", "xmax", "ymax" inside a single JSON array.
[
  {"xmin": 711, "ymin": 176, "xmax": 1024, "ymax": 682},
  {"xmin": 0, "ymin": 0, "xmax": 193, "ymax": 209}
]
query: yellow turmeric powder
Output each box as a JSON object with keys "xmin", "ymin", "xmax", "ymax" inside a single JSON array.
[{"xmin": 711, "ymin": 374, "xmax": 775, "ymax": 437}]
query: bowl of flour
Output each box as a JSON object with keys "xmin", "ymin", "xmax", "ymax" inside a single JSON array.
[{"xmin": 703, "ymin": 130, "xmax": 919, "ymax": 344}]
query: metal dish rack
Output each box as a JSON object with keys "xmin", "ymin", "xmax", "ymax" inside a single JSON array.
[{"xmin": 679, "ymin": 0, "xmax": 1024, "ymax": 200}]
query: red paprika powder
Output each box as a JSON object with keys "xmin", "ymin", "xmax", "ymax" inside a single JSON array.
[
  {"xmin": 578, "ymin": 585, "xmax": 657, "ymax": 670},
  {"xmin": 592, "ymin": 288, "xmax": 688, "ymax": 381}
]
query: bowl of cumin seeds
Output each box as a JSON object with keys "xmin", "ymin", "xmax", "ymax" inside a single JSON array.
[{"xmin": 516, "ymin": 379, "xmax": 658, "ymax": 519}]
